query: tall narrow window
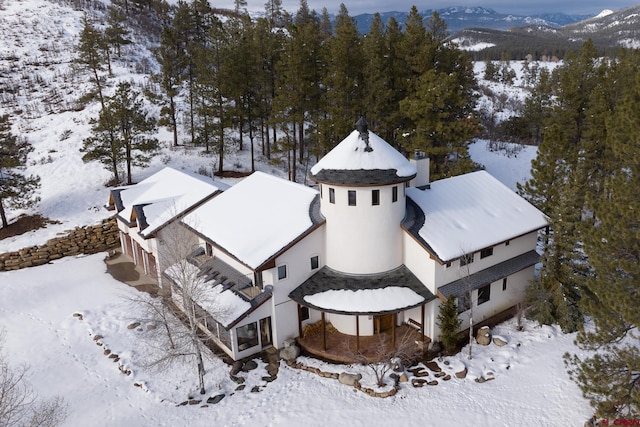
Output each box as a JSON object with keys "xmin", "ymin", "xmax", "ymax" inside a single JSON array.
[
  {"xmin": 372, "ymin": 189, "xmax": 380, "ymax": 206},
  {"xmin": 478, "ymin": 283, "xmax": 491, "ymax": 305},
  {"xmin": 329, "ymin": 188, "xmax": 335, "ymax": 204},
  {"xmin": 392, "ymin": 186, "xmax": 398, "ymax": 202},
  {"xmin": 277, "ymin": 265, "xmax": 287, "ymax": 280},
  {"xmin": 320, "ymin": 184, "xmax": 323, "ymax": 199},
  {"xmin": 502, "ymin": 277, "xmax": 507, "ymax": 291},
  {"xmin": 348, "ymin": 190, "xmax": 356, "ymax": 206},
  {"xmin": 310, "ymin": 255, "xmax": 319, "ymax": 270}
]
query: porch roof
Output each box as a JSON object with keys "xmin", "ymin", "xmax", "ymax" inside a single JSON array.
[
  {"xmin": 289, "ymin": 265, "xmax": 436, "ymax": 316},
  {"xmin": 437, "ymin": 250, "xmax": 541, "ymax": 299}
]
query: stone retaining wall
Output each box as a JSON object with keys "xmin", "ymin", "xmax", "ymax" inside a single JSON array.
[{"xmin": 0, "ymin": 217, "xmax": 119, "ymax": 271}]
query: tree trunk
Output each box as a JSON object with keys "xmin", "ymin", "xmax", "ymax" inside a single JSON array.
[
  {"xmin": 170, "ymin": 96, "xmax": 178, "ymax": 147},
  {"xmin": 468, "ymin": 308, "xmax": 473, "ymax": 360},
  {"xmin": 0, "ymin": 199, "xmax": 8, "ymax": 228}
]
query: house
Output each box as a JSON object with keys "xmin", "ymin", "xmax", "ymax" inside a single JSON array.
[
  {"xmin": 110, "ymin": 123, "xmax": 547, "ymax": 362},
  {"xmin": 106, "ymin": 166, "xmax": 228, "ymax": 282}
]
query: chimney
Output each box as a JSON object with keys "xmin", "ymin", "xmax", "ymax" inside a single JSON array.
[{"xmin": 409, "ymin": 151, "xmax": 430, "ymax": 189}]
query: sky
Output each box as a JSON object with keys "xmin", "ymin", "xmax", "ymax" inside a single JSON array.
[{"xmin": 214, "ymin": 0, "xmax": 637, "ymax": 16}]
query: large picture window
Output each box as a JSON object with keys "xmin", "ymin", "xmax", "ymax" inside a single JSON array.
[{"xmin": 236, "ymin": 322, "xmax": 259, "ymax": 351}]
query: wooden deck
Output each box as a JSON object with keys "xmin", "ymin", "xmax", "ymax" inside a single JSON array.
[{"xmin": 297, "ymin": 323, "xmax": 429, "ymax": 364}]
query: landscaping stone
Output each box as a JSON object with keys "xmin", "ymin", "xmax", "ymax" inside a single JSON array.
[
  {"xmin": 207, "ymin": 395, "xmax": 225, "ymax": 404},
  {"xmin": 426, "ymin": 360, "xmax": 441, "ymax": 372},
  {"xmin": 455, "ymin": 367, "xmax": 467, "ymax": 379},
  {"xmin": 399, "ymin": 373, "xmax": 408, "ymax": 383},
  {"xmin": 242, "ymin": 360, "xmax": 258, "ymax": 372},
  {"xmin": 476, "ymin": 326, "xmax": 492, "ymax": 346},
  {"xmin": 127, "ymin": 322, "xmax": 140, "ymax": 330},
  {"xmin": 338, "ymin": 372, "xmax": 362, "ymax": 387},
  {"xmin": 411, "ymin": 378, "xmax": 427, "ymax": 387},
  {"xmin": 493, "ymin": 336, "xmax": 508, "ymax": 347},
  {"xmin": 279, "ymin": 344, "xmax": 300, "ymax": 362},
  {"xmin": 230, "ymin": 361, "xmax": 243, "ymax": 376}
]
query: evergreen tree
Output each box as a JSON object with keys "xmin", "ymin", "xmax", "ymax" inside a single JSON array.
[
  {"xmin": 566, "ymin": 70, "xmax": 640, "ymax": 418},
  {"xmin": 437, "ymin": 295, "xmax": 462, "ymax": 352},
  {"xmin": 82, "ymin": 82, "xmax": 158, "ymax": 185},
  {"xmin": 317, "ymin": 3, "xmax": 363, "ymax": 153},
  {"xmin": 0, "ymin": 115, "xmax": 40, "ymax": 229},
  {"xmin": 76, "ymin": 15, "xmax": 109, "ymax": 109},
  {"xmin": 105, "ymin": 6, "xmax": 131, "ymax": 58}
]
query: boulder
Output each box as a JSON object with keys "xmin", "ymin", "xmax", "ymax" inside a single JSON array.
[
  {"xmin": 399, "ymin": 373, "xmax": 409, "ymax": 383},
  {"xmin": 338, "ymin": 372, "xmax": 362, "ymax": 387},
  {"xmin": 230, "ymin": 361, "xmax": 243, "ymax": 376},
  {"xmin": 455, "ymin": 367, "xmax": 468, "ymax": 379},
  {"xmin": 242, "ymin": 360, "xmax": 258, "ymax": 372},
  {"xmin": 493, "ymin": 336, "xmax": 508, "ymax": 347},
  {"xmin": 476, "ymin": 326, "xmax": 492, "ymax": 346},
  {"xmin": 279, "ymin": 344, "xmax": 300, "ymax": 362}
]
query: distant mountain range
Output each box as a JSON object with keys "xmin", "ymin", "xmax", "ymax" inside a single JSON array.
[
  {"xmin": 450, "ymin": 4, "xmax": 640, "ymax": 58},
  {"xmin": 351, "ymin": 6, "xmax": 592, "ymax": 34}
]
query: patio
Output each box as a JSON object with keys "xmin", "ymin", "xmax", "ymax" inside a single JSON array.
[{"xmin": 296, "ymin": 322, "xmax": 429, "ymax": 364}]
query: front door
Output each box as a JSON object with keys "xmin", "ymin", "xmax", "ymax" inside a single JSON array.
[
  {"xmin": 374, "ymin": 314, "xmax": 394, "ymax": 334},
  {"xmin": 260, "ymin": 317, "xmax": 273, "ymax": 348}
]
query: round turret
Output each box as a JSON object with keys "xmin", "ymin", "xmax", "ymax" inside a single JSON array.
[{"xmin": 311, "ymin": 120, "xmax": 416, "ymax": 274}]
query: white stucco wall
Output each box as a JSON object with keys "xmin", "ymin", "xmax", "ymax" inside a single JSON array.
[
  {"xmin": 321, "ymin": 184, "xmax": 406, "ymax": 274},
  {"xmin": 402, "ymin": 232, "xmax": 437, "ymax": 293}
]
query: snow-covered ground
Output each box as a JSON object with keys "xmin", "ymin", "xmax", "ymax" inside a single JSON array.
[{"xmin": 0, "ymin": 253, "xmax": 593, "ymax": 426}]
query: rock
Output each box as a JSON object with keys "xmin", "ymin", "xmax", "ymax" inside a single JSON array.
[
  {"xmin": 207, "ymin": 394, "xmax": 225, "ymax": 405},
  {"xmin": 399, "ymin": 373, "xmax": 409, "ymax": 383},
  {"xmin": 443, "ymin": 375, "xmax": 451, "ymax": 381},
  {"xmin": 279, "ymin": 344, "xmax": 300, "ymax": 362},
  {"xmin": 230, "ymin": 361, "xmax": 243, "ymax": 376},
  {"xmin": 425, "ymin": 360, "xmax": 441, "ymax": 372},
  {"xmin": 427, "ymin": 380, "xmax": 438, "ymax": 386},
  {"xmin": 230, "ymin": 375, "xmax": 245, "ymax": 384},
  {"xmin": 391, "ymin": 357, "xmax": 404, "ymax": 372},
  {"xmin": 235, "ymin": 385, "xmax": 245, "ymax": 391},
  {"xmin": 251, "ymin": 386, "xmax": 261, "ymax": 393},
  {"xmin": 73, "ymin": 312, "xmax": 83, "ymax": 320},
  {"xmin": 475, "ymin": 376, "xmax": 486, "ymax": 383},
  {"xmin": 338, "ymin": 372, "xmax": 362, "ymax": 387},
  {"xmin": 455, "ymin": 367, "xmax": 468, "ymax": 379},
  {"xmin": 411, "ymin": 378, "xmax": 427, "ymax": 388},
  {"xmin": 493, "ymin": 336, "xmax": 508, "ymax": 347},
  {"xmin": 476, "ymin": 326, "xmax": 492, "ymax": 346},
  {"xmin": 127, "ymin": 322, "xmax": 140, "ymax": 330},
  {"xmin": 103, "ymin": 349, "xmax": 111, "ymax": 356},
  {"xmin": 93, "ymin": 334, "xmax": 103, "ymax": 341},
  {"xmin": 434, "ymin": 372, "xmax": 446, "ymax": 378},
  {"xmin": 242, "ymin": 360, "xmax": 258, "ymax": 372}
]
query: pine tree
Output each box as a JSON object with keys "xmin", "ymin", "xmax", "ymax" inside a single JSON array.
[
  {"xmin": 76, "ymin": 14, "xmax": 109, "ymax": 109},
  {"xmin": 81, "ymin": 82, "xmax": 158, "ymax": 185},
  {"xmin": 0, "ymin": 115, "xmax": 40, "ymax": 229},
  {"xmin": 317, "ymin": 3, "xmax": 363, "ymax": 154},
  {"xmin": 437, "ymin": 295, "xmax": 462, "ymax": 352},
  {"xmin": 105, "ymin": 6, "xmax": 131, "ymax": 58},
  {"xmin": 566, "ymin": 70, "xmax": 640, "ymax": 418}
]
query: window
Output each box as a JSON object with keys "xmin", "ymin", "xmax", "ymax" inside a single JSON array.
[
  {"xmin": 502, "ymin": 278, "xmax": 507, "ymax": 291},
  {"xmin": 457, "ymin": 294, "xmax": 470, "ymax": 313},
  {"xmin": 480, "ymin": 247, "xmax": 493, "ymax": 259},
  {"xmin": 329, "ymin": 188, "xmax": 335, "ymax": 204},
  {"xmin": 460, "ymin": 253, "xmax": 474, "ymax": 267},
  {"xmin": 505, "ymin": 240, "xmax": 510, "ymax": 246},
  {"xmin": 392, "ymin": 186, "xmax": 398, "ymax": 202},
  {"xmin": 320, "ymin": 184, "xmax": 323, "ymax": 199},
  {"xmin": 205, "ymin": 242, "xmax": 213, "ymax": 257},
  {"xmin": 348, "ymin": 190, "xmax": 356, "ymax": 206},
  {"xmin": 277, "ymin": 265, "xmax": 287, "ymax": 280},
  {"xmin": 310, "ymin": 255, "xmax": 319, "ymax": 270},
  {"xmin": 300, "ymin": 306, "xmax": 310, "ymax": 321},
  {"xmin": 236, "ymin": 322, "xmax": 259, "ymax": 351},
  {"xmin": 478, "ymin": 284, "xmax": 491, "ymax": 305},
  {"xmin": 445, "ymin": 261, "xmax": 451, "ymax": 268},
  {"xmin": 372, "ymin": 189, "xmax": 380, "ymax": 206}
]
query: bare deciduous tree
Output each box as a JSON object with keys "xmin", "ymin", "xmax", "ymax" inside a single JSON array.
[
  {"xmin": 344, "ymin": 329, "xmax": 422, "ymax": 388},
  {"xmin": 132, "ymin": 220, "xmax": 229, "ymax": 396},
  {"xmin": 0, "ymin": 332, "xmax": 68, "ymax": 426}
]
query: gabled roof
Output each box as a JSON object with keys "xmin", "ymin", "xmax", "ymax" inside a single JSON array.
[
  {"xmin": 289, "ymin": 265, "xmax": 436, "ymax": 315},
  {"xmin": 405, "ymin": 170, "xmax": 548, "ymax": 262},
  {"xmin": 108, "ymin": 167, "xmax": 228, "ymax": 238},
  {"xmin": 310, "ymin": 129, "xmax": 417, "ymax": 185},
  {"xmin": 183, "ymin": 171, "xmax": 323, "ymax": 270}
]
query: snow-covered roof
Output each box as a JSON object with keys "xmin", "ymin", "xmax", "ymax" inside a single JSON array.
[
  {"xmin": 289, "ymin": 265, "xmax": 436, "ymax": 315},
  {"xmin": 311, "ymin": 129, "xmax": 417, "ymax": 185},
  {"xmin": 110, "ymin": 167, "xmax": 228, "ymax": 238},
  {"xmin": 406, "ymin": 170, "xmax": 547, "ymax": 262},
  {"xmin": 184, "ymin": 171, "xmax": 321, "ymax": 270}
]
